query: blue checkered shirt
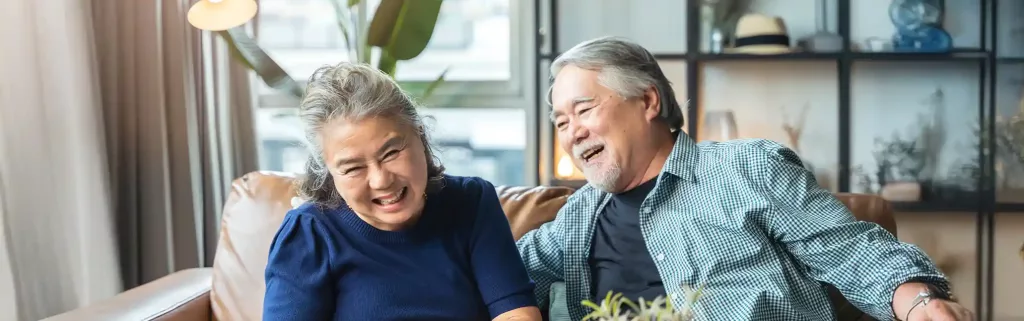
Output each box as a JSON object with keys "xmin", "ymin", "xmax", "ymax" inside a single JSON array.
[{"xmin": 516, "ymin": 134, "xmax": 950, "ymax": 320}]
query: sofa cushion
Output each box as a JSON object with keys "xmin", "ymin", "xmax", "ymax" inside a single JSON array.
[
  {"xmin": 495, "ymin": 185, "xmax": 575, "ymax": 240},
  {"xmin": 211, "ymin": 172, "xmax": 298, "ymax": 321}
]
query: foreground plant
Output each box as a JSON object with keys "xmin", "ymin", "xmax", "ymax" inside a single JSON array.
[{"xmin": 581, "ymin": 284, "xmax": 704, "ymax": 321}]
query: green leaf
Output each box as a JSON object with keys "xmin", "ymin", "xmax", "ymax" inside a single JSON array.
[
  {"xmin": 419, "ymin": 67, "xmax": 448, "ymax": 100},
  {"xmin": 365, "ymin": 0, "xmax": 404, "ymax": 48},
  {"xmin": 218, "ymin": 28, "xmax": 303, "ymax": 98},
  {"xmin": 347, "ymin": 0, "xmax": 360, "ymax": 6},
  {"xmin": 327, "ymin": 0, "xmax": 357, "ymax": 62},
  {"xmin": 580, "ymin": 300, "xmax": 602, "ymax": 311},
  {"xmin": 377, "ymin": 51, "xmax": 398, "ymax": 77},
  {"xmin": 366, "ymin": 0, "xmax": 443, "ymax": 60}
]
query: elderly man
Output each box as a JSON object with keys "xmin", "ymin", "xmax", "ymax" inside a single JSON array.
[{"xmin": 516, "ymin": 36, "xmax": 973, "ymax": 321}]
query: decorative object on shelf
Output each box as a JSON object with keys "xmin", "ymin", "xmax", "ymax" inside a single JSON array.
[
  {"xmin": 781, "ymin": 103, "xmax": 810, "ymax": 154},
  {"xmin": 852, "ymin": 88, "xmax": 970, "ymax": 204},
  {"xmin": 700, "ymin": 110, "xmax": 738, "ymax": 142},
  {"xmin": 863, "ymin": 37, "xmax": 893, "ymax": 52},
  {"xmin": 710, "ymin": 28, "xmax": 725, "ymax": 54},
  {"xmin": 699, "ymin": 0, "xmax": 751, "ymax": 52},
  {"xmin": 995, "ymin": 88, "xmax": 1024, "ymax": 200},
  {"xmin": 780, "ymin": 103, "xmax": 823, "ymax": 186},
  {"xmin": 796, "ymin": 0, "xmax": 843, "ymax": 52},
  {"xmin": 729, "ymin": 14, "xmax": 792, "ymax": 54},
  {"xmin": 888, "ymin": 0, "xmax": 952, "ymax": 52},
  {"xmin": 187, "ymin": 0, "xmax": 258, "ymax": 31}
]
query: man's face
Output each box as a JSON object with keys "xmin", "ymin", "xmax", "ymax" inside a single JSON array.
[{"xmin": 549, "ymin": 65, "xmax": 660, "ymax": 193}]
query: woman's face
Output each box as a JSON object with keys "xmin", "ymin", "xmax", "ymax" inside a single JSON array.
[{"xmin": 319, "ymin": 116, "xmax": 430, "ymax": 231}]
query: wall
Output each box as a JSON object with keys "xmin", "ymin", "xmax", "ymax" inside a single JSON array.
[{"xmin": 553, "ymin": 0, "xmax": 1024, "ymax": 318}]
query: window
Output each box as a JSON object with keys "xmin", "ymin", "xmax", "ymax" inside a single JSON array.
[{"xmin": 252, "ymin": 0, "xmax": 535, "ymax": 187}]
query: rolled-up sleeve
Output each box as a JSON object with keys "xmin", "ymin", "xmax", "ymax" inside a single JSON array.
[
  {"xmin": 750, "ymin": 141, "xmax": 950, "ymax": 320},
  {"xmin": 515, "ymin": 207, "xmax": 567, "ymax": 311}
]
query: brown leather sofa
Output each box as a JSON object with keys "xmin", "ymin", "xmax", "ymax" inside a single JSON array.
[{"xmin": 42, "ymin": 171, "xmax": 897, "ymax": 321}]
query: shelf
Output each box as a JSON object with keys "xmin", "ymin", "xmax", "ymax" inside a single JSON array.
[
  {"xmin": 997, "ymin": 57, "xmax": 1024, "ymax": 63},
  {"xmin": 996, "ymin": 203, "xmax": 1024, "ymax": 212},
  {"xmin": 891, "ymin": 201, "xmax": 980, "ymax": 212},
  {"xmin": 846, "ymin": 50, "xmax": 990, "ymax": 62},
  {"xmin": 693, "ymin": 52, "xmax": 841, "ymax": 61},
  {"xmin": 541, "ymin": 51, "xmax": 993, "ymax": 64}
]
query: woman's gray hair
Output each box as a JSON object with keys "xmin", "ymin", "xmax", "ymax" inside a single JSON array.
[
  {"xmin": 296, "ymin": 62, "xmax": 446, "ymax": 209},
  {"xmin": 549, "ymin": 36, "xmax": 685, "ymax": 131}
]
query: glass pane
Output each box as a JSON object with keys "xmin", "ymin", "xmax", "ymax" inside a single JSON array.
[
  {"xmin": 556, "ymin": 0, "xmax": 686, "ymax": 54},
  {"xmin": 850, "ymin": 62, "xmax": 981, "ymax": 208},
  {"xmin": 850, "ymin": 0, "xmax": 981, "ymax": 52},
  {"xmin": 700, "ymin": 61, "xmax": 840, "ymax": 192},
  {"xmin": 995, "ymin": 62, "xmax": 1024, "ymax": 203},
  {"xmin": 996, "ymin": 0, "xmax": 1024, "ymax": 58},
  {"xmin": 256, "ymin": 0, "xmax": 511, "ymax": 82},
  {"xmin": 255, "ymin": 107, "xmax": 527, "ymax": 187}
]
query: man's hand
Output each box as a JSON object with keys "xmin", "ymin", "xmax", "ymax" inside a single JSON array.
[{"xmin": 905, "ymin": 299, "xmax": 974, "ymax": 321}]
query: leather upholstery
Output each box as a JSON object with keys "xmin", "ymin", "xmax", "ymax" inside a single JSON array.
[
  {"xmin": 495, "ymin": 185, "xmax": 575, "ymax": 241},
  {"xmin": 210, "ymin": 171, "xmax": 299, "ymax": 321},
  {"xmin": 44, "ymin": 171, "xmax": 897, "ymax": 321},
  {"xmin": 40, "ymin": 268, "xmax": 212, "ymax": 321}
]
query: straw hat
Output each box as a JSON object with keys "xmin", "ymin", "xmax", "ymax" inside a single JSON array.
[{"xmin": 729, "ymin": 14, "xmax": 793, "ymax": 54}]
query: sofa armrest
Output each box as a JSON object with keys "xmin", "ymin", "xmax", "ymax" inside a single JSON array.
[{"xmin": 42, "ymin": 268, "xmax": 213, "ymax": 321}]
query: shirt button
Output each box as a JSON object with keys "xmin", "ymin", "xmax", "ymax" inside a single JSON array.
[{"xmin": 656, "ymin": 253, "xmax": 665, "ymax": 261}]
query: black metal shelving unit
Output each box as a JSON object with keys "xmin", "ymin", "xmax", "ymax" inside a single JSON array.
[{"xmin": 535, "ymin": 0, "xmax": 1020, "ymax": 319}]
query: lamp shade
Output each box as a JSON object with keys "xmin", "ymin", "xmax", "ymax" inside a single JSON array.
[{"xmin": 187, "ymin": 0, "xmax": 258, "ymax": 31}]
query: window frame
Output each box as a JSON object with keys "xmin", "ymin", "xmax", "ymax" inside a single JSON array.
[
  {"xmin": 253, "ymin": 0, "xmax": 540, "ymax": 186},
  {"xmin": 256, "ymin": 0, "xmax": 535, "ymax": 109}
]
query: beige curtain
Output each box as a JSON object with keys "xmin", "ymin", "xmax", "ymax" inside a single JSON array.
[
  {"xmin": 90, "ymin": 0, "xmax": 259, "ymax": 288},
  {"xmin": 0, "ymin": 0, "xmax": 257, "ymax": 319},
  {"xmin": 0, "ymin": 0, "xmax": 123, "ymax": 319}
]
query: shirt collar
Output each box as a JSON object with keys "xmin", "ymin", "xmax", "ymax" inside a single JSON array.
[{"xmin": 661, "ymin": 132, "xmax": 699, "ymax": 182}]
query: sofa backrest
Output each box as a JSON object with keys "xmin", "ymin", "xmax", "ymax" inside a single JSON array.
[{"xmin": 209, "ymin": 171, "xmax": 895, "ymax": 321}]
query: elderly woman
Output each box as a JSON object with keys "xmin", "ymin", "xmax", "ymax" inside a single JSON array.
[{"xmin": 262, "ymin": 62, "xmax": 542, "ymax": 321}]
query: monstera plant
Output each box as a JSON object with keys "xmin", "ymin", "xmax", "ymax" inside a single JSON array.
[{"xmin": 217, "ymin": 0, "xmax": 448, "ymax": 102}]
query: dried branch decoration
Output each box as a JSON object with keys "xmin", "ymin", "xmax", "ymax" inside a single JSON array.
[{"xmin": 782, "ymin": 103, "xmax": 810, "ymax": 154}]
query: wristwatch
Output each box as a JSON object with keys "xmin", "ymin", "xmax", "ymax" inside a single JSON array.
[{"xmin": 902, "ymin": 284, "xmax": 953, "ymax": 320}]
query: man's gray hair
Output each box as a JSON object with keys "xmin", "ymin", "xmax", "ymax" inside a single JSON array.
[
  {"xmin": 549, "ymin": 36, "xmax": 685, "ymax": 130},
  {"xmin": 296, "ymin": 62, "xmax": 445, "ymax": 208}
]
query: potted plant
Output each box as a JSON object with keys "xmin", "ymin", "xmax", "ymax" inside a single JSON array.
[
  {"xmin": 206, "ymin": 0, "xmax": 449, "ymax": 103},
  {"xmin": 581, "ymin": 284, "xmax": 704, "ymax": 321}
]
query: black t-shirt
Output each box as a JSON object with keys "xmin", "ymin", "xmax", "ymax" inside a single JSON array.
[{"xmin": 588, "ymin": 178, "xmax": 666, "ymax": 304}]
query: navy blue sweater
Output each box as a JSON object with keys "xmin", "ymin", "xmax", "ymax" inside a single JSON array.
[{"xmin": 262, "ymin": 175, "xmax": 537, "ymax": 321}]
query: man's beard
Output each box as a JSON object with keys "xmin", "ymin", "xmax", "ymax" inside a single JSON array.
[{"xmin": 581, "ymin": 162, "xmax": 622, "ymax": 193}]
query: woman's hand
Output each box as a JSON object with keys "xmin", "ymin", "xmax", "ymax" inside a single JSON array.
[{"xmin": 493, "ymin": 306, "xmax": 542, "ymax": 321}]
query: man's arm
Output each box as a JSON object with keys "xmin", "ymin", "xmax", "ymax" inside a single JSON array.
[
  {"xmin": 515, "ymin": 207, "xmax": 567, "ymax": 311},
  {"xmin": 747, "ymin": 141, "xmax": 950, "ymax": 320}
]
